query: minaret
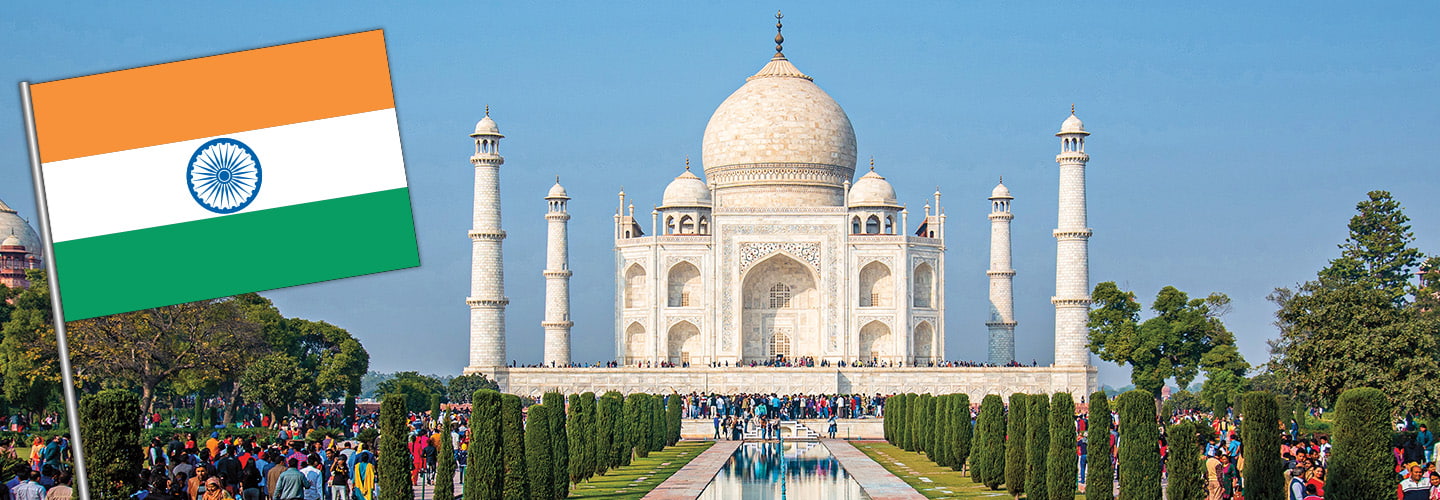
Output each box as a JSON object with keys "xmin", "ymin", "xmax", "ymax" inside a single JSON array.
[
  {"xmin": 1052, "ymin": 106, "xmax": 1092, "ymax": 367},
  {"xmin": 542, "ymin": 177, "xmax": 573, "ymax": 366},
  {"xmin": 986, "ymin": 179, "xmax": 1016, "ymax": 365},
  {"xmin": 466, "ymin": 108, "xmax": 509, "ymax": 372}
]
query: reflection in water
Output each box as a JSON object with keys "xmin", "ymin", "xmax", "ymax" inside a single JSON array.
[{"xmin": 698, "ymin": 442, "xmax": 871, "ymax": 500}]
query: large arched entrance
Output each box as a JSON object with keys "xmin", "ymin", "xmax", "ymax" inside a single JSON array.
[
  {"xmin": 740, "ymin": 254, "xmax": 819, "ymax": 363},
  {"xmin": 858, "ymin": 320, "xmax": 892, "ymax": 361},
  {"xmin": 667, "ymin": 321, "xmax": 702, "ymax": 365}
]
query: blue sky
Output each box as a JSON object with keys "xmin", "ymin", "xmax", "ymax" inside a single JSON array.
[{"xmin": 1, "ymin": 2, "xmax": 1436, "ymax": 387}]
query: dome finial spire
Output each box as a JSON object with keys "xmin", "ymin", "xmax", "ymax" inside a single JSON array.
[
  {"xmin": 869, "ymin": 156, "xmax": 874, "ymax": 171},
  {"xmin": 555, "ymin": 175, "xmax": 560, "ymax": 183},
  {"xmin": 774, "ymin": 10, "xmax": 785, "ymax": 58},
  {"xmin": 485, "ymin": 104, "xmax": 490, "ymax": 116},
  {"xmin": 1070, "ymin": 103, "xmax": 1075, "ymax": 115},
  {"xmin": 685, "ymin": 156, "xmax": 691, "ymax": 171}
]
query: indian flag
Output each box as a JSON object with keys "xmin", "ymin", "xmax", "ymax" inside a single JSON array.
[{"xmin": 27, "ymin": 30, "xmax": 419, "ymax": 321}]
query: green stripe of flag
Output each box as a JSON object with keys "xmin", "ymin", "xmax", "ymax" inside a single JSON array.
[{"xmin": 54, "ymin": 188, "xmax": 419, "ymax": 321}]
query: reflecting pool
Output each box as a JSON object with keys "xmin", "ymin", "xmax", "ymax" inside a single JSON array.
[{"xmin": 698, "ymin": 442, "xmax": 871, "ymax": 499}]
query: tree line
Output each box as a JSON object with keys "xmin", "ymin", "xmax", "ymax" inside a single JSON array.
[{"xmin": 884, "ymin": 387, "xmax": 1400, "ymax": 500}]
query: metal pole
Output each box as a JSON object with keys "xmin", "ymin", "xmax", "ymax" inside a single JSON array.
[{"xmin": 19, "ymin": 81, "xmax": 90, "ymax": 500}]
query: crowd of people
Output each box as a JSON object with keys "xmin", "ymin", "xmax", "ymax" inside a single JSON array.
[
  {"xmin": 508, "ymin": 357, "xmax": 1040, "ymax": 369},
  {"xmin": 677, "ymin": 393, "xmax": 885, "ymax": 420}
]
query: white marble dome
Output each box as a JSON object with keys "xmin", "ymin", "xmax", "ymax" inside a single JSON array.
[
  {"xmin": 473, "ymin": 115, "xmax": 502, "ymax": 137},
  {"xmin": 990, "ymin": 182, "xmax": 1012, "ymax": 199},
  {"xmin": 1059, "ymin": 113, "xmax": 1086, "ymax": 134},
  {"xmin": 547, "ymin": 181, "xmax": 569, "ymax": 199},
  {"xmin": 0, "ymin": 200, "xmax": 41, "ymax": 258},
  {"xmin": 849, "ymin": 169, "xmax": 899, "ymax": 207},
  {"xmin": 701, "ymin": 56, "xmax": 857, "ymax": 189},
  {"xmin": 661, "ymin": 168, "xmax": 711, "ymax": 207}
]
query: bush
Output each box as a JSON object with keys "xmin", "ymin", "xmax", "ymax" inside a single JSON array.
[
  {"xmin": 1085, "ymin": 391, "xmax": 1113, "ymax": 500},
  {"xmin": 81, "ymin": 389, "xmax": 142, "ymax": 500},
  {"xmin": 951, "ymin": 394, "xmax": 971, "ymax": 473},
  {"xmin": 357, "ymin": 428, "xmax": 380, "ymax": 446},
  {"xmin": 1116, "ymin": 390, "xmax": 1160, "ymax": 500},
  {"xmin": 1240, "ymin": 391, "xmax": 1282, "ymax": 500},
  {"xmin": 1026, "ymin": 394, "xmax": 1050, "ymax": 500},
  {"xmin": 378, "ymin": 393, "xmax": 413, "ymax": 500},
  {"xmin": 1329, "ymin": 387, "xmax": 1392, "ymax": 499},
  {"xmin": 467, "ymin": 389, "xmax": 502, "ymax": 500},
  {"xmin": 1165, "ymin": 421, "xmax": 1205, "ymax": 500},
  {"xmin": 500, "ymin": 394, "xmax": 528, "ymax": 499},
  {"xmin": 977, "ymin": 395, "xmax": 1006, "ymax": 490},
  {"xmin": 542, "ymin": 392, "xmax": 568, "ymax": 499},
  {"xmin": 1048, "ymin": 392, "xmax": 1077, "ymax": 500},
  {"xmin": 525, "ymin": 404, "xmax": 554, "ymax": 500},
  {"xmin": 1005, "ymin": 393, "xmax": 1029, "ymax": 497}
]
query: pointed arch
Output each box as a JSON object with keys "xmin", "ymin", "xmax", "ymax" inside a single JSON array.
[
  {"xmin": 698, "ymin": 216, "xmax": 709, "ymax": 235},
  {"xmin": 865, "ymin": 215, "xmax": 881, "ymax": 234},
  {"xmin": 884, "ymin": 215, "xmax": 895, "ymax": 234},
  {"xmin": 667, "ymin": 261, "xmax": 701, "ymax": 307},
  {"xmin": 851, "ymin": 216, "xmax": 862, "ymax": 234},
  {"xmin": 912, "ymin": 321, "xmax": 935, "ymax": 363},
  {"xmin": 624, "ymin": 263, "xmax": 647, "ymax": 309},
  {"xmin": 625, "ymin": 321, "xmax": 648, "ymax": 363},
  {"xmin": 859, "ymin": 320, "xmax": 892, "ymax": 361},
  {"xmin": 678, "ymin": 215, "xmax": 695, "ymax": 234},
  {"xmin": 858, "ymin": 261, "xmax": 891, "ymax": 307},
  {"xmin": 666, "ymin": 321, "xmax": 702, "ymax": 364},
  {"xmin": 913, "ymin": 262, "xmax": 934, "ymax": 308},
  {"xmin": 741, "ymin": 253, "xmax": 819, "ymax": 362}
]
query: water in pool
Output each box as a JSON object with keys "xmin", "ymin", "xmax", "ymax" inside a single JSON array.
[{"xmin": 698, "ymin": 442, "xmax": 871, "ymax": 499}]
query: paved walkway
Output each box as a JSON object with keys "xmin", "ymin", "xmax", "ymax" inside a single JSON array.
[
  {"xmin": 640, "ymin": 440, "xmax": 742, "ymax": 500},
  {"xmin": 822, "ymin": 439, "xmax": 927, "ymax": 500}
]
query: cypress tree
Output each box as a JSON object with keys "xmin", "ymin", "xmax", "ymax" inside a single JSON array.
[
  {"xmin": 909, "ymin": 394, "xmax": 925, "ymax": 453},
  {"xmin": 1116, "ymin": 390, "xmax": 1160, "ymax": 500},
  {"xmin": 193, "ymin": 390, "xmax": 205, "ymax": 427},
  {"xmin": 567, "ymin": 394, "xmax": 588, "ymax": 485},
  {"xmin": 1165, "ymin": 421, "xmax": 1205, "ymax": 500},
  {"xmin": 379, "ymin": 393, "xmax": 414, "ymax": 500},
  {"xmin": 624, "ymin": 394, "xmax": 647, "ymax": 459},
  {"xmin": 1048, "ymin": 392, "xmax": 1078, "ymax": 500},
  {"xmin": 501, "ymin": 395, "xmax": 529, "ymax": 500},
  {"xmin": 889, "ymin": 394, "xmax": 905, "ymax": 448},
  {"xmin": 977, "ymin": 394, "xmax": 1006, "ymax": 490},
  {"xmin": 431, "ymin": 393, "xmax": 443, "ymax": 422},
  {"xmin": 526, "ymin": 404, "xmax": 554, "ymax": 500},
  {"xmin": 542, "ymin": 392, "xmax": 569, "ymax": 499},
  {"xmin": 952, "ymin": 394, "xmax": 972, "ymax": 473},
  {"xmin": 666, "ymin": 394, "xmax": 683, "ymax": 446},
  {"xmin": 1329, "ymin": 387, "xmax": 1392, "ymax": 498},
  {"xmin": 1240, "ymin": 391, "xmax": 1282, "ymax": 500},
  {"xmin": 931, "ymin": 395, "xmax": 946, "ymax": 463},
  {"xmin": 933, "ymin": 394, "xmax": 951, "ymax": 467},
  {"xmin": 612, "ymin": 393, "xmax": 632, "ymax": 466},
  {"xmin": 80, "ymin": 389, "xmax": 142, "ymax": 500},
  {"xmin": 467, "ymin": 389, "xmax": 502, "ymax": 500},
  {"xmin": 1027, "ymin": 394, "xmax": 1050, "ymax": 500},
  {"xmin": 1005, "ymin": 393, "xmax": 1029, "ymax": 498},
  {"xmin": 596, "ymin": 392, "xmax": 620, "ymax": 475},
  {"xmin": 581, "ymin": 392, "xmax": 599, "ymax": 480},
  {"xmin": 882, "ymin": 393, "xmax": 893, "ymax": 443},
  {"xmin": 650, "ymin": 395, "xmax": 665, "ymax": 452},
  {"xmin": 1085, "ymin": 391, "xmax": 1114, "ymax": 500},
  {"xmin": 435, "ymin": 415, "xmax": 456, "ymax": 500}
]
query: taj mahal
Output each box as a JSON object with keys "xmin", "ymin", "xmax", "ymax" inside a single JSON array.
[{"xmin": 462, "ymin": 19, "xmax": 1098, "ymax": 398}]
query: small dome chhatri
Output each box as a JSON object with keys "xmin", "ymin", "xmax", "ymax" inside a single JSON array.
[
  {"xmin": 0, "ymin": 234, "xmax": 20, "ymax": 248},
  {"xmin": 990, "ymin": 178, "xmax": 1013, "ymax": 200},
  {"xmin": 661, "ymin": 158, "xmax": 712, "ymax": 208},
  {"xmin": 1058, "ymin": 104, "xmax": 1087, "ymax": 135},
  {"xmin": 472, "ymin": 105, "xmax": 503, "ymax": 137},
  {"xmin": 547, "ymin": 176, "xmax": 569, "ymax": 199},
  {"xmin": 849, "ymin": 159, "xmax": 900, "ymax": 208}
]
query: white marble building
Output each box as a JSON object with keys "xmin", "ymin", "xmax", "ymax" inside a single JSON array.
[{"xmin": 464, "ymin": 20, "xmax": 1097, "ymax": 398}]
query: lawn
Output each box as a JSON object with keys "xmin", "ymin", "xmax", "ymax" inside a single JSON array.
[
  {"xmin": 852, "ymin": 441, "xmax": 1086, "ymax": 499},
  {"xmin": 569, "ymin": 440, "xmax": 715, "ymax": 500}
]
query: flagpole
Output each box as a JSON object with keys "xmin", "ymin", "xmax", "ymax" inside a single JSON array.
[{"xmin": 19, "ymin": 81, "xmax": 91, "ymax": 500}]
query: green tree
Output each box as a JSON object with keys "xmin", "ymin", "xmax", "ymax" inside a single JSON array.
[
  {"xmin": 81, "ymin": 389, "xmax": 142, "ymax": 500},
  {"xmin": 1005, "ymin": 393, "xmax": 1028, "ymax": 498},
  {"xmin": 1269, "ymin": 191, "xmax": 1439, "ymax": 415},
  {"xmin": 0, "ymin": 271, "xmax": 58, "ymax": 417},
  {"xmin": 665, "ymin": 394, "xmax": 682, "ymax": 446},
  {"xmin": 976, "ymin": 395, "xmax": 1006, "ymax": 490},
  {"xmin": 466, "ymin": 389, "xmax": 502, "ymax": 500},
  {"xmin": 447, "ymin": 374, "xmax": 499, "ymax": 404},
  {"xmin": 379, "ymin": 393, "xmax": 413, "ymax": 500},
  {"xmin": 623, "ymin": 394, "xmax": 646, "ymax": 461},
  {"xmin": 430, "ymin": 393, "xmax": 443, "ymax": 420},
  {"xmin": 932, "ymin": 394, "xmax": 952, "ymax": 467},
  {"xmin": 610, "ymin": 393, "xmax": 631, "ymax": 467},
  {"xmin": 238, "ymin": 353, "xmax": 308, "ymax": 420},
  {"xmin": 435, "ymin": 416, "xmax": 456, "ymax": 500},
  {"xmin": 1165, "ymin": 420, "xmax": 1206, "ymax": 500},
  {"xmin": 1049, "ymin": 393, "xmax": 1077, "ymax": 500},
  {"xmin": 500, "ymin": 394, "xmax": 528, "ymax": 499},
  {"xmin": 910, "ymin": 393, "xmax": 927, "ymax": 454},
  {"xmin": 1026, "ymin": 395, "xmax": 1050, "ymax": 500},
  {"xmin": 567, "ymin": 394, "xmax": 589, "ymax": 484},
  {"xmin": 595, "ymin": 392, "xmax": 620, "ymax": 475},
  {"xmin": 542, "ymin": 392, "xmax": 568, "ymax": 498},
  {"xmin": 581, "ymin": 392, "xmax": 599, "ymax": 479},
  {"xmin": 1116, "ymin": 390, "xmax": 1160, "ymax": 500},
  {"xmin": 1328, "ymin": 387, "xmax": 1393, "ymax": 498},
  {"xmin": 1240, "ymin": 392, "xmax": 1282, "ymax": 500},
  {"xmin": 648, "ymin": 395, "xmax": 664, "ymax": 453},
  {"xmin": 1089, "ymin": 282, "xmax": 1242, "ymax": 397},
  {"xmin": 377, "ymin": 372, "xmax": 447, "ymax": 413},
  {"xmin": 951, "ymin": 394, "xmax": 972, "ymax": 473},
  {"xmin": 888, "ymin": 394, "xmax": 906, "ymax": 448},
  {"xmin": 525, "ymin": 404, "xmax": 554, "ymax": 500},
  {"xmin": 1085, "ymin": 392, "xmax": 1114, "ymax": 500}
]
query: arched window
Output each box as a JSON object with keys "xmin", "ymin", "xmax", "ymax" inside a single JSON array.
[
  {"xmin": 913, "ymin": 263, "xmax": 934, "ymax": 308},
  {"xmin": 866, "ymin": 215, "xmax": 881, "ymax": 234},
  {"xmin": 851, "ymin": 216, "xmax": 862, "ymax": 234},
  {"xmin": 698, "ymin": 216, "xmax": 709, "ymax": 235},
  {"xmin": 665, "ymin": 216, "xmax": 675, "ymax": 235},
  {"xmin": 768, "ymin": 283, "xmax": 792, "ymax": 309},
  {"xmin": 625, "ymin": 264, "xmax": 647, "ymax": 308},
  {"xmin": 884, "ymin": 216, "xmax": 895, "ymax": 234},
  {"xmin": 768, "ymin": 330, "xmax": 792, "ymax": 357},
  {"xmin": 858, "ymin": 261, "xmax": 891, "ymax": 307},
  {"xmin": 667, "ymin": 261, "xmax": 701, "ymax": 307},
  {"xmin": 625, "ymin": 322, "xmax": 648, "ymax": 364},
  {"xmin": 679, "ymin": 215, "xmax": 695, "ymax": 234}
]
